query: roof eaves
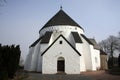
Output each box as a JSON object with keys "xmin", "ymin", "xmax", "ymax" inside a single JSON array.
[
  {"xmin": 30, "ymin": 36, "xmax": 43, "ymax": 48},
  {"xmin": 71, "ymin": 32, "xmax": 83, "ymax": 43},
  {"xmin": 89, "ymin": 38, "xmax": 100, "ymax": 50},
  {"xmin": 100, "ymin": 50, "xmax": 107, "ymax": 55},
  {"xmin": 41, "ymin": 34, "xmax": 81, "ymax": 56},
  {"xmin": 39, "ymin": 9, "xmax": 84, "ymax": 32},
  {"xmin": 81, "ymin": 34, "xmax": 93, "ymax": 45},
  {"xmin": 40, "ymin": 31, "xmax": 53, "ymax": 44}
]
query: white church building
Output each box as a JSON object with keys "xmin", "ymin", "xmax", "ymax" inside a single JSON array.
[{"xmin": 24, "ymin": 9, "xmax": 101, "ymax": 74}]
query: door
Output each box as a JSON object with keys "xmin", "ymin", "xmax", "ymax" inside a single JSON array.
[{"xmin": 57, "ymin": 57, "xmax": 65, "ymax": 72}]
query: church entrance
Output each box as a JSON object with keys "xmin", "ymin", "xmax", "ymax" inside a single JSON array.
[{"xmin": 57, "ymin": 57, "xmax": 65, "ymax": 72}]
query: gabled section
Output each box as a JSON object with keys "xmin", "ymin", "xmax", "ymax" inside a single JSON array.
[
  {"xmin": 89, "ymin": 38, "xmax": 100, "ymax": 50},
  {"xmin": 81, "ymin": 34, "xmax": 93, "ymax": 45},
  {"xmin": 40, "ymin": 9, "xmax": 83, "ymax": 31},
  {"xmin": 30, "ymin": 36, "xmax": 43, "ymax": 47},
  {"xmin": 71, "ymin": 32, "xmax": 83, "ymax": 43},
  {"xmin": 41, "ymin": 35, "xmax": 81, "ymax": 56},
  {"xmin": 41, "ymin": 31, "xmax": 53, "ymax": 44}
]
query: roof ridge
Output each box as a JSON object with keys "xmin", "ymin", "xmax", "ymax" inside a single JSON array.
[
  {"xmin": 39, "ymin": 10, "xmax": 84, "ymax": 32},
  {"xmin": 41, "ymin": 34, "xmax": 81, "ymax": 56}
]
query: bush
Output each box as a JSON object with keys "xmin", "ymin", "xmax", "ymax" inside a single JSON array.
[{"xmin": 0, "ymin": 44, "xmax": 21, "ymax": 79}]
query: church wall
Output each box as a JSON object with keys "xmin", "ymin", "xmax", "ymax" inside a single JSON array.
[
  {"xmin": 48, "ymin": 33, "xmax": 54, "ymax": 45},
  {"xmin": 46, "ymin": 26, "xmax": 76, "ymax": 47},
  {"xmin": 94, "ymin": 49, "xmax": 101, "ymax": 70},
  {"xmin": 24, "ymin": 47, "xmax": 34, "ymax": 71},
  {"xmin": 37, "ymin": 50, "xmax": 42, "ymax": 72},
  {"xmin": 24, "ymin": 9, "xmax": 103, "ymax": 74},
  {"xmin": 42, "ymin": 37, "xmax": 80, "ymax": 74},
  {"xmin": 39, "ymin": 25, "xmax": 83, "ymax": 49},
  {"xmin": 65, "ymin": 53, "xmax": 80, "ymax": 74},
  {"xmin": 80, "ymin": 35, "xmax": 93, "ymax": 71},
  {"xmin": 89, "ymin": 45, "xmax": 97, "ymax": 71},
  {"xmin": 89, "ymin": 47, "xmax": 101, "ymax": 71},
  {"xmin": 30, "ymin": 42, "xmax": 40, "ymax": 71},
  {"xmin": 40, "ymin": 44, "xmax": 49, "ymax": 53},
  {"xmin": 39, "ymin": 26, "xmax": 84, "ymax": 38},
  {"xmin": 76, "ymin": 43, "xmax": 86, "ymax": 72},
  {"xmin": 100, "ymin": 55, "xmax": 108, "ymax": 70}
]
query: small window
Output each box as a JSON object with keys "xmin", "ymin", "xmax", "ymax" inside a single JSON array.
[
  {"xmin": 75, "ymin": 27, "xmax": 77, "ymax": 30},
  {"xmin": 59, "ymin": 41, "xmax": 62, "ymax": 44}
]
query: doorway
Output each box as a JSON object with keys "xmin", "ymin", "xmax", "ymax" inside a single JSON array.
[{"xmin": 57, "ymin": 57, "xmax": 65, "ymax": 72}]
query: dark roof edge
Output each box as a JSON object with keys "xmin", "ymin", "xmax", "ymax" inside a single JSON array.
[
  {"xmin": 89, "ymin": 38, "xmax": 100, "ymax": 50},
  {"xmin": 40, "ymin": 31, "xmax": 53, "ymax": 43},
  {"xmin": 71, "ymin": 32, "xmax": 83, "ymax": 43},
  {"xmin": 100, "ymin": 50, "xmax": 107, "ymax": 55},
  {"xmin": 39, "ymin": 25, "xmax": 84, "ymax": 34},
  {"xmin": 41, "ymin": 34, "xmax": 81, "ymax": 56},
  {"xmin": 81, "ymin": 34, "xmax": 93, "ymax": 45},
  {"xmin": 29, "ymin": 36, "xmax": 43, "ymax": 48},
  {"xmin": 39, "ymin": 9, "xmax": 84, "ymax": 33}
]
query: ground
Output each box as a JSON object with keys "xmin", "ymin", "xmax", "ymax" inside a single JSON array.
[
  {"xmin": 81, "ymin": 70, "xmax": 120, "ymax": 80},
  {"xmin": 19, "ymin": 70, "xmax": 120, "ymax": 80},
  {"xmin": 22, "ymin": 73, "xmax": 93, "ymax": 80}
]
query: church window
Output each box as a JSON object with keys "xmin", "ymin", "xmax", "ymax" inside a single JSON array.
[
  {"xmin": 59, "ymin": 41, "xmax": 62, "ymax": 44},
  {"xmin": 75, "ymin": 27, "xmax": 77, "ymax": 30}
]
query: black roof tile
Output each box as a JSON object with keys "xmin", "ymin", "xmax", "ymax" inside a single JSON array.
[
  {"xmin": 41, "ymin": 31, "xmax": 52, "ymax": 43},
  {"xmin": 30, "ymin": 36, "xmax": 43, "ymax": 47},
  {"xmin": 40, "ymin": 10, "xmax": 83, "ymax": 31},
  {"xmin": 71, "ymin": 32, "xmax": 83, "ymax": 43},
  {"xmin": 81, "ymin": 34, "xmax": 93, "ymax": 45}
]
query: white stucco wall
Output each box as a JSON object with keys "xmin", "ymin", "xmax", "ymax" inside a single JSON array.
[
  {"xmin": 76, "ymin": 43, "xmax": 86, "ymax": 72},
  {"xmin": 37, "ymin": 50, "xmax": 42, "ymax": 72},
  {"xmin": 42, "ymin": 36, "xmax": 80, "ymax": 74},
  {"xmin": 24, "ymin": 47, "xmax": 34, "ymax": 71},
  {"xmin": 94, "ymin": 49, "xmax": 100, "ymax": 70},
  {"xmin": 30, "ymin": 42, "xmax": 40, "ymax": 71},
  {"xmin": 40, "ymin": 44, "xmax": 49, "ymax": 53},
  {"xmin": 35, "ymin": 44, "xmax": 49, "ymax": 72},
  {"xmin": 24, "ymin": 24, "xmax": 101, "ymax": 73},
  {"xmin": 80, "ymin": 35, "xmax": 93, "ymax": 71},
  {"xmin": 39, "ymin": 25, "xmax": 84, "ymax": 38},
  {"xmin": 89, "ymin": 45, "xmax": 97, "ymax": 71},
  {"xmin": 47, "ymin": 26, "xmax": 76, "ymax": 47}
]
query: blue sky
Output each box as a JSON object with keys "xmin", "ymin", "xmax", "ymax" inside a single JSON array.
[{"xmin": 0, "ymin": 0, "xmax": 120, "ymax": 59}]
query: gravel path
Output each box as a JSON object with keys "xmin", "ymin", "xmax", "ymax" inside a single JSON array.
[
  {"xmin": 81, "ymin": 70, "xmax": 120, "ymax": 80},
  {"xmin": 23, "ymin": 73, "xmax": 93, "ymax": 80},
  {"xmin": 23, "ymin": 70, "xmax": 120, "ymax": 80}
]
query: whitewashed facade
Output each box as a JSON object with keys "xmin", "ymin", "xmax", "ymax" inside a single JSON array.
[{"xmin": 24, "ymin": 9, "xmax": 101, "ymax": 74}]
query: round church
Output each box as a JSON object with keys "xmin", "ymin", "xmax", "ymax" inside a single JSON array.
[{"xmin": 24, "ymin": 8, "xmax": 104, "ymax": 74}]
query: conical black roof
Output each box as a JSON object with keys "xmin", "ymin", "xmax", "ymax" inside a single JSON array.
[{"xmin": 40, "ymin": 9, "xmax": 83, "ymax": 31}]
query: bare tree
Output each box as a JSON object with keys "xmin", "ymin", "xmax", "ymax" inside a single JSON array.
[
  {"xmin": 108, "ymin": 36, "xmax": 119, "ymax": 57},
  {"xmin": 117, "ymin": 32, "xmax": 120, "ymax": 51},
  {"xmin": 99, "ymin": 36, "xmax": 118, "ymax": 54},
  {"xmin": 99, "ymin": 35, "xmax": 120, "ymax": 67}
]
